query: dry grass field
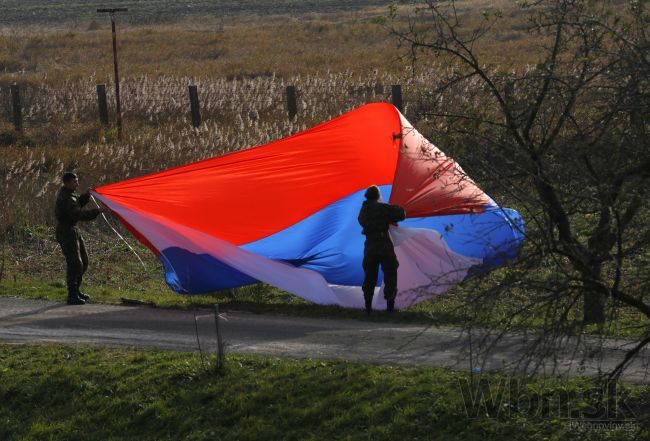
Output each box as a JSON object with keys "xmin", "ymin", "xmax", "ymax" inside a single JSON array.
[
  {"xmin": 0, "ymin": 1, "xmax": 539, "ymax": 83},
  {"xmin": 0, "ymin": 1, "xmax": 545, "ymax": 225},
  {"xmin": 1, "ymin": 0, "xmax": 395, "ymax": 26}
]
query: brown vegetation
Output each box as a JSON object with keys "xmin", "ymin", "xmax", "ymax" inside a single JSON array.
[
  {"xmin": 0, "ymin": 2, "xmax": 544, "ymax": 85},
  {"xmin": 0, "ymin": 2, "xmax": 550, "ymax": 228}
]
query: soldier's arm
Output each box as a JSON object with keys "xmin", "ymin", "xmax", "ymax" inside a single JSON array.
[
  {"xmin": 358, "ymin": 205, "xmax": 368, "ymax": 228},
  {"xmin": 77, "ymin": 208, "xmax": 102, "ymax": 222},
  {"xmin": 66, "ymin": 197, "xmax": 102, "ymax": 222},
  {"xmin": 78, "ymin": 191, "xmax": 90, "ymax": 207},
  {"xmin": 388, "ymin": 204, "xmax": 406, "ymax": 223}
]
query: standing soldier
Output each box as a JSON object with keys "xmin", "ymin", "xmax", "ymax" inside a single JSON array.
[
  {"xmin": 54, "ymin": 172, "xmax": 106, "ymax": 305},
  {"xmin": 358, "ymin": 185, "xmax": 406, "ymax": 313}
]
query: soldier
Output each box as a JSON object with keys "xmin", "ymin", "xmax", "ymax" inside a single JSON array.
[
  {"xmin": 54, "ymin": 172, "xmax": 106, "ymax": 305},
  {"xmin": 358, "ymin": 185, "xmax": 405, "ymax": 313}
]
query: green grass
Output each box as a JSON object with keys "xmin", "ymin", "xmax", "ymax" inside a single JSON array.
[
  {"xmin": 0, "ymin": 226, "xmax": 467, "ymax": 324},
  {"xmin": 0, "ymin": 276, "xmax": 464, "ymax": 326},
  {"xmin": 0, "ymin": 343, "xmax": 647, "ymax": 440},
  {"xmin": 1, "ymin": 227, "xmax": 648, "ymax": 337}
]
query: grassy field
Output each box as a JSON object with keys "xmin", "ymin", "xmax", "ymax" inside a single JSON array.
[
  {"xmin": 0, "ymin": 17, "xmax": 399, "ymax": 83},
  {"xmin": 1, "ymin": 225, "xmax": 648, "ymax": 340},
  {"xmin": 1, "ymin": 0, "xmax": 395, "ymax": 25},
  {"xmin": 0, "ymin": 1, "xmax": 540, "ymax": 84},
  {"xmin": 0, "ymin": 1, "xmax": 543, "ymax": 232},
  {"xmin": 0, "ymin": 344, "xmax": 647, "ymax": 440}
]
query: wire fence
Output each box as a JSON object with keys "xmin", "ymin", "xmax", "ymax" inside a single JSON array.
[
  {"xmin": 0, "ymin": 68, "xmax": 483, "ymax": 231},
  {"xmin": 0, "ymin": 75, "xmax": 410, "ymax": 131}
]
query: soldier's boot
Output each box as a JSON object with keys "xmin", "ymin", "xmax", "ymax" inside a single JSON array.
[
  {"xmin": 363, "ymin": 293, "xmax": 373, "ymax": 314},
  {"xmin": 77, "ymin": 277, "xmax": 90, "ymax": 301},
  {"xmin": 67, "ymin": 293, "xmax": 85, "ymax": 305},
  {"xmin": 386, "ymin": 299, "xmax": 395, "ymax": 313},
  {"xmin": 66, "ymin": 283, "xmax": 85, "ymax": 306}
]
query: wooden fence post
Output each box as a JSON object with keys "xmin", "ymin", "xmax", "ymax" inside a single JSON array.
[
  {"xmin": 188, "ymin": 85, "xmax": 201, "ymax": 128},
  {"xmin": 10, "ymin": 84, "xmax": 22, "ymax": 131},
  {"xmin": 391, "ymin": 85, "xmax": 403, "ymax": 113},
  {"xmin": 286, "ymin": 85, "xmax": 297, "ymax": 120},
  {"xmin": 214, "ymin": 303, "xmax": 224, "ymax": 373},
  {"xmin": 96, "ymin": 84, "xmax": 109, "ymax": 125}
]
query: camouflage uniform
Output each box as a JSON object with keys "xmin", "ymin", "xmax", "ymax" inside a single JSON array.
[
  {"xmin": 54, "ymin": 187, "xmax": 102, "ymax": 303},
  {"xmin": 358, "ymin": 200, "xmax": 405, "ymax": 311}
]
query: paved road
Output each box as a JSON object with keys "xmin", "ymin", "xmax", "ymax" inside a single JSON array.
[{"xmin": 0, "ymin": 297, "xmax": 648, "ymax": 382}]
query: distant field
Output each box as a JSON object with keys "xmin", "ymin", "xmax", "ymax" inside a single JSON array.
[{"xmin": 1, "ymin": 0, "xmax": 395, "ymax": 25}]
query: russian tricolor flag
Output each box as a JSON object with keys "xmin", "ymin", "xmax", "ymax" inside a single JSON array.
[{"xmin": 93, "ymin": 103, "xmax": 524, "ymax": 309}]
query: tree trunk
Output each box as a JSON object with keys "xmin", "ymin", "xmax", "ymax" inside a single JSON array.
[{"xmin": 583, "ymin": 289, "xmax": 605, "ymax": 324}]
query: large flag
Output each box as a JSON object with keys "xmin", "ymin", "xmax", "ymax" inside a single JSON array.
[{"xmin": 93, "ymin": 103, "xmax": 524, "ymax": 309}]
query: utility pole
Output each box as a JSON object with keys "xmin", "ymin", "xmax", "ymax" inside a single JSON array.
[{"xmin": 97, "ymin": 8, "xmax": 127, "ymax": 140}]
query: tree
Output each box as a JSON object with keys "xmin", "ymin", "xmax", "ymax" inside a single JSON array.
[{"xmin": 391, "ymin": 0, "xmax": 649, "ymax": 378}]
